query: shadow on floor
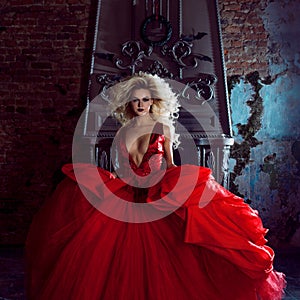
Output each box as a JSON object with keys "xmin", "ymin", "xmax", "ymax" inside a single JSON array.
[
  {"xmin": 0, "ymin": 246, "xmax": 299, "ymax": 299},
  {"xmin": 0, "ymin": 247, "xmax": 24, "ymax": 300},
  {"xmin": 274, "ymin": 247, "xmax": 300, "ymax": 300}
]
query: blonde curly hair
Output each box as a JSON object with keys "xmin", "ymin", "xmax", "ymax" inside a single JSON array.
[{"xmin": 108, "ymin": 72, "xmax": 181, "ymax": 148}]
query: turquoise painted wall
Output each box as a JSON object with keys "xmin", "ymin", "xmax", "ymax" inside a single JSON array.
[{"xmin": 229, "ymin": 0, "xmax": 300, "ymax": 246}]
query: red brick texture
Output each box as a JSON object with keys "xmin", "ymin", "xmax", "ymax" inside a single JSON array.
[
  {"xmin": 219, "ymin": 0, "xmax": 269, "ymax": 77},
  {"xmin": 0, "ymin": 1, "xmax": 95, "ymax": 244}
]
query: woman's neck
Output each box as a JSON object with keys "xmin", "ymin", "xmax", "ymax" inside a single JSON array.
[{"xmin": 131, "ymin": 114, "xmax": 154, "ymax": 126}]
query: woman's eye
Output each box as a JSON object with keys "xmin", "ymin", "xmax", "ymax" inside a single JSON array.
[{"xmin": 131, "ymin": 98, "xmax": 150, "ymax": 103}]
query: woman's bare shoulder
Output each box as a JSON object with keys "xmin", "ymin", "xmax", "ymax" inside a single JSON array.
[{"xmin": 115, "ymin": 124, "xmax": 128, "ymax": 136}]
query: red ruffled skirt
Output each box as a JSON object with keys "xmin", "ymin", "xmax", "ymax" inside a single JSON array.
[{"xmin": 26, "ymin": 164, "xmax": 286, "ymax": 299}]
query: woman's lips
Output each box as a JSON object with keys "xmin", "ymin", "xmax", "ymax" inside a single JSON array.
[{"xmin": 137, "ymin": 108, "xmax": 144, "ymax": 112}]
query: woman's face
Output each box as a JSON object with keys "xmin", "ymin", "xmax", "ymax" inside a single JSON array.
[{"xmin": 130, "ymin": 89, "xmax": 153, "ymax": 117}]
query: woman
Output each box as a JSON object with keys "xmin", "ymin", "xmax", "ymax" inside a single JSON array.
[{"xmin": 26, "ymin": 73, "xmax": 286, "ymax": 299}]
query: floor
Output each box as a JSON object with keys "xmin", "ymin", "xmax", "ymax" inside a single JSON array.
[
  {"xmin": 274, "ymin": 247, "xmax": 300, "ymax": 300},
  {"xmin": 0, "ymin": 247, "xmax": 24, "ymax": 300},
  {"xmin": 0, "ymin": 246, "xmax": 299, "ymax": 299}
]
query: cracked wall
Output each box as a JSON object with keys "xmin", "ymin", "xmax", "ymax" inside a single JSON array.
[{"xmin": 228, "ymin": 0, "xmax": 300, "ymax": 247}]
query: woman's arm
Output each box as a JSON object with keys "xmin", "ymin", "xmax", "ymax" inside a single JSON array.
[{"xmin": 163, "ymin": 124, "xmax": 177, "ymax": 169}]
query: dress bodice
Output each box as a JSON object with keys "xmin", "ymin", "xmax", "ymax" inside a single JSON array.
[{"xmin": 113, "ymin": 122, "xmax": 165, "ymax": 178}]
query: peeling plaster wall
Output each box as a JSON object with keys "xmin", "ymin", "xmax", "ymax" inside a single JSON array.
[{"xmin": 228, "ymin": 0, "xmax": 300, "ymax": 247}]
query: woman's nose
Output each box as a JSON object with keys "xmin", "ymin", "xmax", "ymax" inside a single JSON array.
[{"xmin": 138, "ymin": 100, "xmax": 142, "ymax": 107}]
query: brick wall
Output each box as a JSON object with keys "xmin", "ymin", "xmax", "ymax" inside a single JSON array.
[
  {"xmin": 219, "ymin": 0, "xmax": 269, "ymax": 77},
  {"xmin": 0, "ymin": 1, "xmax": 95, "ymax": 244},
  {"xmin": 0, "ymin": 0, "xmax": 270, "ymax": 244}
]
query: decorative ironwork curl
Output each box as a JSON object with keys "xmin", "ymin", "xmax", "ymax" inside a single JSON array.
[
  {"xmin": 162, "ymin": 40, "xmax": 196, "ymax": 68},
  {"xmin": 96, "ymin": 73, "xmax": 121, "ymax": 87},
  {"xmin": 95, "ymin": 74, "xmax": 122, "ymax": 101},
  {"xmin": 161, "ymin": 40, "xmax": 212, "ymax": 77},
  {"xmin": 95, "ymin": 37, "xmax": 214, "ymax": 101},
  {"xmin": 115, "ymin": 41, "xmax": 152, "ymax": 74},
  {"xmin": 180, "ymin": 73, "xmax": 217, "ymax": 101},
  {"xmin": 146, "ymin": 60, "xmax": 174, "ymax": 78}
]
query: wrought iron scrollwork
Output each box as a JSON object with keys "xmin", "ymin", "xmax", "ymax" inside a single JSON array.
[
  {"xmin": 115, "ymin": 41, "xmax": 152, "ymax": 74},
  {"xmin": 94, "ymin": 35, "xmax": 214, "ymax": 100},
  {"xmin": 180, "ymin": 73, "xmax": 217, "ymax": 101},
  {"xmin": 95, "ymin": 73, "xmax": 122, "ymax": 100},
  {"xmin": 162, "ymin": 41, "xmax": 197, "ymax": 69},
  {"xmin": 146, "ymin": 60, "xmax": 174, "ymax": 78},
  {"xmin": 160, "ymin": 40, "xmax": 212, "ymax": 78},
  {"xmin": 96, "ymin": 73, "xmax": 121, "ymax": 87}
]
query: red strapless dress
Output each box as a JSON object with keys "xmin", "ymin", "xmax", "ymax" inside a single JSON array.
[{"xmin": 26, "ymin": 126, "xmax": 286, "ymax": 300}]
